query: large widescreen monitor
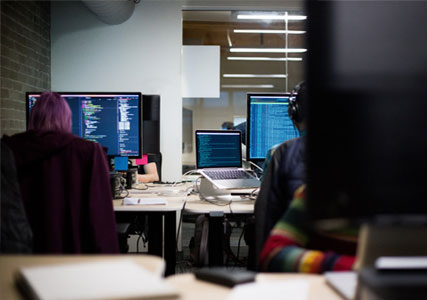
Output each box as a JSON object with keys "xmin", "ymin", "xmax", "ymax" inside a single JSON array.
[
  {"xmin": 246, "ymin": 93, "xmax": 299, "ymax": 162},
  {"xmin": 306, "ymin": 1, "xmax": 427, "ymax": 227},
  {"xmin": 26, "ymin": 92, "xmax": 142, "ymax": 158}
]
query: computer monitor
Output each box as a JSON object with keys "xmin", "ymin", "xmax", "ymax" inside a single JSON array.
[
  {"xmin": 246, "ymin": 93, "xmax": 299, "ymax": 162},
  {"xmin": 305, "ymin": 1, "xmax": 427, "ymax": 227},
  {"xmin": 26, "ymin": 92, "xmax": 142, "ymax": 158}
]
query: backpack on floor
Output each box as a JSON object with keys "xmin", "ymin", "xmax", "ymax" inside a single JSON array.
[{"xmin": 189, "ymin": 214, "xmax": 231, "ymax": 266}]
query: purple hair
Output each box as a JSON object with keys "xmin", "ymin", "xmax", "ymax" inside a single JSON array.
[{"xmin": 29, "ymin": 92, "xmax": 72, "ymax": 132}]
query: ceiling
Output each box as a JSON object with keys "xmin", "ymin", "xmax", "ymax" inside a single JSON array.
[
  {"xmin": 181, "ymin": 0, "xmax": 304, "ymax": 12},
  {"xmin": 182, "ymin": 10, "xmax": 306, "ymax": 93}
]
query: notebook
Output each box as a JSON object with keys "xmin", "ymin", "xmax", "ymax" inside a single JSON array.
[
  {"xmin": 15, "ymin": 259, "xmax": 179, "ymax": 300},
  {"xmin": 195, "ymin": 130, "xmax": 260, "ymax": 190}
]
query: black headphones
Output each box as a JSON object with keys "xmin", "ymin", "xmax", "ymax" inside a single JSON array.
[{"xmin": 288, "ymin": 81, "xmax": 306, "ymax": 123}]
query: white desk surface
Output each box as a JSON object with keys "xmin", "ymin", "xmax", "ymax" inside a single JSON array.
[
  {"xmin": 113, "ymin": 197, "xmax": 184, "ymax": 212},
  {"xmin": 166, "ymin": 273, "xmax": 342, "ymax": 300},
  {"xmin": 113, "ymin": 183, "xmax": 255, "ymax": 214},
  {"xmin": 0, "ymin": 255, "xmax": 165, "ymax": 300},
  {"xmin": 113, "ymin": 183, "xmax": 189, "ymax": 212},
  {"xmin": 184, "ymin": 195, "xmax": 254, "ymax": 214}
]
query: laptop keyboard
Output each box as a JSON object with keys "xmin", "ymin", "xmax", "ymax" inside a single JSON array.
[{"xmin": 203, "ymin": 169, "xmax": 253, "ymax": 180}]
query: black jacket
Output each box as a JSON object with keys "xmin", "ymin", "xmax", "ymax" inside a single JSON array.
[
  {"xmin": 254, "ymin": 136, "xmax": 306, "ymax": 267},
  {"xmin": 1, "ymin": 140, "xmax": 33, "ymax": 253}
]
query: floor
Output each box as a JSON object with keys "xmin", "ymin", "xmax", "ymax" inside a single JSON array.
[
  {"xmin": 176, "ymin": 216, "xmax": 250, "ymax": 273},
  {"xmin": 126, "ymin": 215, "xmax": 250, "ymax": 274}
]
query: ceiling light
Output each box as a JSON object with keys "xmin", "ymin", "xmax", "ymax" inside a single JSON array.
[
  {"xmin": 237, "ymin": 14, "xmax": 307, "ymax": 21},
  {"xmin": 230, "ymin": 48, "xmax": 307, "ymax": 53},
  {"xmin": 223, "ymin": 74, "xmax": 287, "ymax": 78},
  {"xmin": 221, "ymin": 84, "xmax": 274, "ymax": 89},
  {"xmin": 233, "ymin": 29, "xmax": 306, "ymax": 34},
  {"xmin": 227, "ymin": 57, "xmax": 303, "ymax": 62}
]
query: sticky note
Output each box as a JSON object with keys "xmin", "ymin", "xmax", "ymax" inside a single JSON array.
[
  {"xmin": 135, "ymin": 154, "xmax": 148, "ymax": 165},
  {"xmin": 114, "ymin": 156, "xmax": 128, "ymax": 171}
]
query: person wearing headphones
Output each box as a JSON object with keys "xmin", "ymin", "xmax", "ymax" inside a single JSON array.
[{"xmin": 254, "ymin": 81, "xmax": 308, "ymax": 269}]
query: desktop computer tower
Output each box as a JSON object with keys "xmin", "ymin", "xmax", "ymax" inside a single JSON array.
[
  {"xmin": 142, "ymin": 95, "xmax": 162, "ymax": 181},
  {"xmin": 142, "ymin": 95, "xmax": 160, "ymax": 154}
]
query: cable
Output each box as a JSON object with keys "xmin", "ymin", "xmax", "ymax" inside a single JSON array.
[
  {"xmin": 157, "ymin": 170, "xmax": 200, "ymax": 188},
  {"xmin": 141, "ymin": 232, "xmax": 147, "ymax": 248},
  {"xmin": 136, "ymin": 233, "xmax": 142, "ymax": 253},
  {"xmin": 175, "ymin": 185, "xmax": 194, "ymax": 251},
  {"xmin": 235, "ymin": 226, "xmax": 245, "ymax": 267},
  {"xmin": 182, "ymin": 169, "xmax": 199, "ymax": 177},
  {"xmin": 193, "ymin": 176, "xmax": 202, "ymax": 194},
  {"xmin": 249, "ymin": 187, "xmax": 259, "ymax": 200},
  {"xmin": 133, "ymin": 183, "xmax": 148, "ymax": 190},
  {"xmin": 118, "ymin": 178, "xmax": 130, "ymax": 198},
  {"xmin": 199, "ymin": 188, "xmax": 232, "ymax": 206},
  {"xmin": 121, "ymin": 189, "xmax": 129, "ymax": 198},
  {"xmin": 243, "ymin": 159, "xmax": 264, "ymax": 173},
  {"xmin": 133, "ymin": 185, "xmax": 147, "ymax": 191},
  {"xmin": 155, "ymin": 181, "xmax": 184, "ymax": 187}
]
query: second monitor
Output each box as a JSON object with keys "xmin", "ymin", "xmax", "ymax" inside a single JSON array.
[
  {"xmin": 246, "ymin": 93, "xmax": 299, "ymax": 162},
  {"xmin": 26, "ymin": 92, "xmax": 142, "ymax": 158}
]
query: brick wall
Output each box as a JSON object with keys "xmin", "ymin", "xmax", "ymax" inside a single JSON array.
[{"xmin": 1, "ymin": 1, "xmax": 51, "ymax": 136}]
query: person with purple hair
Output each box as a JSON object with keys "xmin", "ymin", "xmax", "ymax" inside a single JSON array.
[
  {"xmin": 27, "ymin": 91, "xmax": 73, "ymax": 132},
  {"xmin": 2, "ymin": 92, "xmax": 119, "ymax": 253}
]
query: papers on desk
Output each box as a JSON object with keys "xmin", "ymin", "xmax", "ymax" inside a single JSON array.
[
  {"xmin": 324, "ymin": 271, "xmax": 357, "ymax": 300},
  {"xmin": 123, "ymin": 197, "xmax": 168, "ymax": 205},
  {"xmin": 227, "ymin": 280, "xmax": 309, "ymax": 300},
  {"xmin": 16, "ymin": 259, "xmax": 178, "ymax": 300}
]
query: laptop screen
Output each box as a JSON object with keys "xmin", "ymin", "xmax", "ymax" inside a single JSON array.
[{"xmin": 196, "ymin": 130, "xmax": 242, "ymax": 168}]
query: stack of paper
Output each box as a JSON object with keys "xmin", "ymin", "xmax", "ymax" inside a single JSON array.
[{"xmin": 16, "ymin": 259, "xmax": 178, "ymax": 300}]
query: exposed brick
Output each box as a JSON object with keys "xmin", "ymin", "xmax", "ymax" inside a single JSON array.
[
  {"xmin": 9, "ymin": 89, "xmax": 24, "ymax": 101},
  {"xmin": 16, "ymin": 109, "xmax": 26, "ymax": 120},
  {"xmin": 1, "ymin": 120, "xmax": 10, "ymax": 132},
  {"xmin": 0, "ymin": 108, "xmax": 9, "ymax": 117},
  {"xmin": 1, "ymin": 1, "xmax": 50, "ymax": 136},
  {"xmin": 2, "ymin": 99, "xmax": 15, "ymax": 109},
  {"xmin": 1, "ymin": 88, "xmax": 9, "ymax": 99}
]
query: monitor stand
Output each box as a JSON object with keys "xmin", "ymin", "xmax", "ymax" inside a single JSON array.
[
  {"xmin": 198, "ymin": 177, "xmax": 232, "ymax": 201},
  {"xmin": 355, "ymin": 224, "xmax": 427, "ymax": 300}
]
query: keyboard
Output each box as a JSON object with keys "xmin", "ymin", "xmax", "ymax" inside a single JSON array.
[{"xmin": 203, "ymin": 169, "xmax": 253, "ymax": 180}]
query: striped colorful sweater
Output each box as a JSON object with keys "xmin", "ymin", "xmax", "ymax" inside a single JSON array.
[{"xmin": 259, "ymin": 185, "xmax": 356, "ymax": 273}]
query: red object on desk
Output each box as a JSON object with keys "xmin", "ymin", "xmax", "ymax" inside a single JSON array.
[{"xmin": 136, "ymin": 154, "xmax": 148, "ymax": 165}]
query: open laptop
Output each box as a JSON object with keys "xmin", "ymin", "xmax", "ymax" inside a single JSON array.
[{"xmin": 195, "ymin": 130, "xmax": 260, "ymax": 190}]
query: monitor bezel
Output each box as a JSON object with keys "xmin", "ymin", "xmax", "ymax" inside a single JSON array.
[
  {"xmin": 246, "ymin": 92, "xmax": 294, "ymax": 162},
  {"xmin": 25, "ymin": 92, "xmax": 143, "ymax": 158}
]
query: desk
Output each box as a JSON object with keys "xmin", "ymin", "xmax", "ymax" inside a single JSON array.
[
  {"xmin": 114, "ymin": 184, "xmax": 255, "ymax": 272},
  {"xmin": 166, "ymin": 273, "xmax": 342, "ymax": 300},
  {"xmin": 184, "ymin": 195, "xmax": 254, "ymax": 214},
  {"xmin": 113, "ymin": 184, "xmax": 187, "ymax": 276},
  {"xmin": 184, "ymin": 195, "xmax": 255, "ymax": 266},
  {"xmin": 0, "ymin": 254, "xmax": 165, "ymax": 300}
]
